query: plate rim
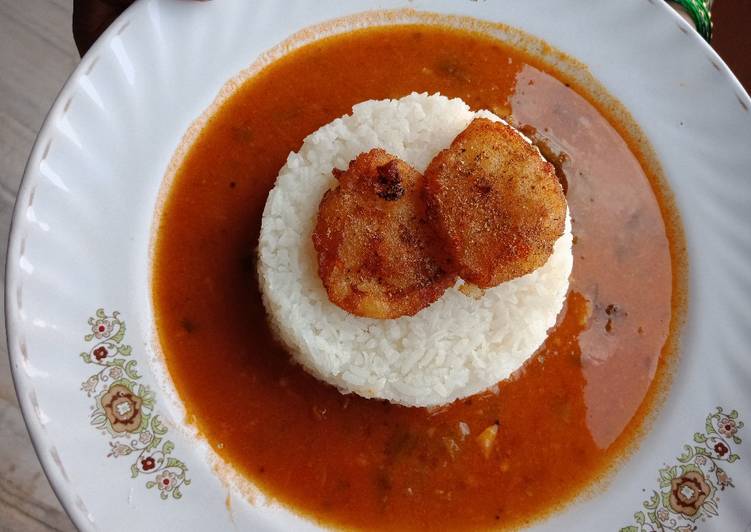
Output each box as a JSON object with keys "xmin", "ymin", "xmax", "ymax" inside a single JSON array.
[
  {"xmin": 5, "ymin": 2, "xmax": 151, "ymax": 528},
  {"xmin": 6, "ymin": 0, "xmax": 751, "ymax": 530}
]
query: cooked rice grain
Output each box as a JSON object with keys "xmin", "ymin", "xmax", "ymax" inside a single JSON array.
[{"xmin": 258, "ymin": 93, "xmax": 572, "ymax": 407}]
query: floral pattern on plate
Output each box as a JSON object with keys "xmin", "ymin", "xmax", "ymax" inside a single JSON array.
[
  {"xmin": 621, "ymin": 407, "xmax": 743, "ymax": 531},
  {"xmin": 80, "ymin": 309, "xmax": 191, "ymax": 499}
]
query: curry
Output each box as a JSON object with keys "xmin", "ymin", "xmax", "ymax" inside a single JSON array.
[{"xmin": 153, "ymin": 24, "xmax": 683, "ymax": 530}]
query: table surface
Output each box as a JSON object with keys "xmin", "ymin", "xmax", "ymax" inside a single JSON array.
[{"xmin": 0, "ymin": 2, "xmax": 748, "ymax": 531}]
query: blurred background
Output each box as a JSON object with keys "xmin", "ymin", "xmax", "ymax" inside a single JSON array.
[{"xmin": 0, "ymin": 1, "xmax": 748, "ymax": 530}]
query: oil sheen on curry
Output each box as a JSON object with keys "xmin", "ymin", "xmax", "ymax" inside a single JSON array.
[{"xmin": 153, "ymin": 24, "xmax": 682, "ymax": 531}]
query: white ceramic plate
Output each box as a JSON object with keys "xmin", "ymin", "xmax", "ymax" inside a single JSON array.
[{"xmin": 7, "ymin": 1, "xmax": 751, "ymax": 530}]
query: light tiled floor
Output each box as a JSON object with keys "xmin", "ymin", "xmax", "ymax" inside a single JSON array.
[{"xmin": 0, "ymin": 1, "xmax": 78, "ymax": 530}]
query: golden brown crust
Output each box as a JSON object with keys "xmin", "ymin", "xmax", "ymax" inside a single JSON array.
[
  {"xmin": 312, "ymin": 149, "xmax": 456, "ymax": 319},
  {"xmin": 424, "ymin": 118, "xmax": 567, "ymax": 288}
]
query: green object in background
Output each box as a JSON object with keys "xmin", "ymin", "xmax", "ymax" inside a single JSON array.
[{"xmin": 671, "ymin": 0, "xmax": 713, "ymax": 42}]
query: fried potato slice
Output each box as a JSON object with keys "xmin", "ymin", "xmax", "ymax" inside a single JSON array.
[
  {"xmin": 425, "ymin": 118, "xmax": 566, "ymax": 288},
  {"xmin": 313, "ymin": 149, "xmax": 456, "ymax": 318}
]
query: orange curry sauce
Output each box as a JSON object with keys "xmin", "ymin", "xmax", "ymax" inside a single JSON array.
[{"xmin": 153, "ymin": 25, "xmax": 682, "ymax": 530}]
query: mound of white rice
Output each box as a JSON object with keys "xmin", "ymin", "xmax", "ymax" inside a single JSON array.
[{"xmin": 258, "ymin": 93, "xmax": 572, "ymax": 407}]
